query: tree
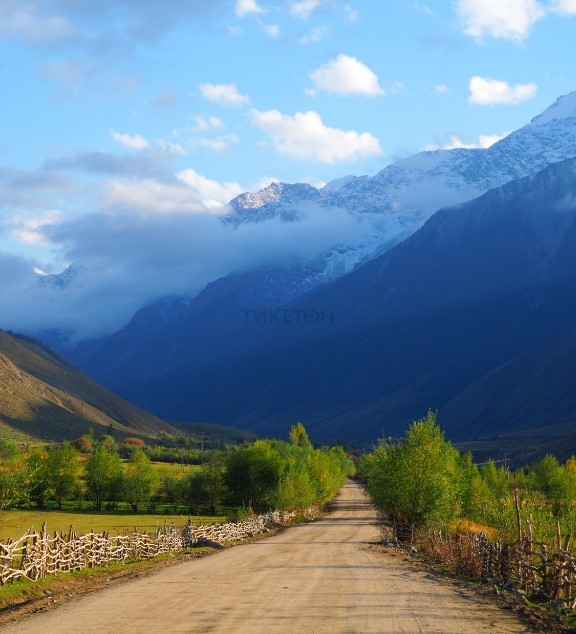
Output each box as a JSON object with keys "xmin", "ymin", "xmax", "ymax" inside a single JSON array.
[
  {"xmin": 26, "ymin": 448, "xmax": 51, "ymax": 509},
  {"xmin": 289, "ymin": 422, "xmax": 312, "ymax": 448},
  {"xmin": 122, "ymin": 449, "xmax": 158, "ymax": 512},
  {"xmin": 365, "ymin": 411, "xmax": 463, "ymax": 532},
  {"xmin": 224, "ymin": 441, "xmax": 282, "ymax": 509},
  {"xmin": 86, "ymin": 444, "xmax": 123, "ymax": 511},
  {"xmin": 0, "ymin": 453, "xmax": 29, "ymax": 512},
  {"xmin": 189, "ymin": 461, "xmax": 227, "ymax": 514},
  {"xmin": 45, "ymin": 443, "xmax": 82, "ymax": 509}
]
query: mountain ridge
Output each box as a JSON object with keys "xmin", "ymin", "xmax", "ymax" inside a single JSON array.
[{"xmin": 0, "ymin": 329, "xmax": 178, "ymax": 441}]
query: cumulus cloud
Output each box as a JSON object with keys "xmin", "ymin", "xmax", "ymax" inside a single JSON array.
[
  {"xmin": 110, "ymin": 130, "xmax": 151, "ymax": 150},
  {"xmin": 435, "ymin": 84, "xmax": 449, "ymax": 94},
  {"xmin": 235, "ymin": 0, "xmax": 264, "ymax": 17},
  {"xmin": 199, "ymin": 83, "xmax": 250, "ymax": 106},
  {"xmin": 469, "ymin": 76, "xmax": 537, "ymax": 105},
  {"xmin": 455, "ymin": 0, "xmax": 545, "ymax": 42},
  {"xmin": 249, "ymin": 108, "xmax": 383, "ymax": 163},
  {"xmin": 177, "ymin": 169, "xmax": 244, "ymax": 209},
  {"xmin": 308, "ymin": 54, "xmax": 384, "ymax": 97}
]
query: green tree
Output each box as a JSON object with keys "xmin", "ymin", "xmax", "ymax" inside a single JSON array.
[
  {"xmin": 191, "ymin": 460, "xmax": 227, "ymax": 514},
  {"xmin": 224, "ymin": 441, "xmax": 282, "ymax": 509},
  {"xmin": 26, "ymin": 448, "xmax": 51, "ymax": 509},
  {"xmin": 86, "ymin": 444, "xmax": 123, "ymax": 511},
  {"xmin": 365, "ymin": 411, "xmax": 463, "ymax": 532},
  {"xmin": 46, "ymin": 443, "xmax": 82, "ymax": 509},
  {"xmin": 289, "ymin": 422, "xmax": 312, "ymax": 448},
  {"xmin": 0, "ymin": 453, "xmax": 29, "ymax": 512},
  {"xmin": 122, "ymin": 449, "xmax": 158, "ymax": 512}
]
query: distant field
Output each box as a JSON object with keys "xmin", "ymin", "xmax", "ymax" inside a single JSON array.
[
  {"xmin": 149, "ymin": 461, "xmax": 200, "ymax": 478},
  {"xmin": 0, "ymin": 510, "xmax": 224, "ymax": 542}
]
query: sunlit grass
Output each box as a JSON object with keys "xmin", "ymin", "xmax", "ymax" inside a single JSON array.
[{"xmin": 0, "ymin": 509, "xmax": 224, "ymax": 542}]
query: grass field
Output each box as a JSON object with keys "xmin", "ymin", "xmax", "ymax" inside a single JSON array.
[
  {"xmin": 149, "ymin": 461, "xmax": 200, "ymax": 478},
  {"xmin": 0, "ymin": 509, "xmax": 224, "ymax": 542}
]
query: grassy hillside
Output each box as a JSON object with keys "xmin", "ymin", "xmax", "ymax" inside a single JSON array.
[{"xmin": 0, "ymin": 330, "xmax": 179, "ymax": 442}]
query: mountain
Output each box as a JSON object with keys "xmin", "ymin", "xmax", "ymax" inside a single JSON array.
[
  {"xmin": 441, "ymin": 327, "xmax": 576, "ymax": 446},
  {"xmin": 60, "ymin": 90, "xmax": 576, "ymax": 359},
  {"xmin": 64, "ymin": 93, "xmax": 576, "ymax": 446},
  {"xmin": 222, "ymin": 91, "xmax": 576, "ymax": 277},
  {"xmin": 0, "ymin": 329, "xmax": 179, "ymax": 442},
  {"xmin": 152, "ymin": 156, "xmax": 576, "ymax": 443}
]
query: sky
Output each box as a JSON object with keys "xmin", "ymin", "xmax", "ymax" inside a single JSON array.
[{"xmin": 1, "ymin": 0, "xmax": 576, "ymax": 338}]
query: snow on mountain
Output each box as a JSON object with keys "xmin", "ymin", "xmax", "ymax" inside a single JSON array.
[
  {"xmin": 34, "ymin": 261, "xmax": 84, "ymax": 291},
  {"xmin": 225, "ymin": 182, "xmax": 321, "ymax": 225},
  {"xmin": 33, "ymin": 91, "xmax": 576, "ymax": 351},
  {"xmin": 224, "ymin": 91, "xmax": 576, "ymax": 290}
]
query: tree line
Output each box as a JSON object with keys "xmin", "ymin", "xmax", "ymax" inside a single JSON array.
[
  {"xmin": 359, "ymin": 411, "xmax": 576, "ymax": 543},
  {"xmin": 0, "ymin": 423, "xmax": 353, "ymax": 516}
]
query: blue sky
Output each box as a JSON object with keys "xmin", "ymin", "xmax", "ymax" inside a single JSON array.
[{"xmin": 0, "ymin": 0, "xmax": 575, "ymax": 336}]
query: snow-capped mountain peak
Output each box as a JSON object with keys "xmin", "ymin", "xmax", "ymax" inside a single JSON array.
[
  {"xmin": 218, "ymin": 90, "xmax": 576, "ymax": 294},
  {"xmin": 34, "ymin": 261, "xmax": 84, "ymax": 291},
  {"xmin": 531, "ymin": 90, "xmax": 576, "ymax": 126}
]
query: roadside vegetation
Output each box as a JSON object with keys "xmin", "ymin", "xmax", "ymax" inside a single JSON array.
[
  {"xmin": 359, "ymin": 410, "xmax": 576, "ymax": 543},
  {"xmin": 0, "ymin": 422, "xmax": 353, "ymax": 540}
]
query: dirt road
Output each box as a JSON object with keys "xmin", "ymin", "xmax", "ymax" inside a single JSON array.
[{"xmin": 3, "ymin": 482, "xmax": 536, "ymax": 633}]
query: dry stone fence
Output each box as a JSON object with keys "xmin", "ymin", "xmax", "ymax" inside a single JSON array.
[{"xmin": 0, "ymin": 509, "xmax": 310, "ymax": 585}]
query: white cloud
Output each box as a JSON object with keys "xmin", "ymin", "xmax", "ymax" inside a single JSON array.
[
  {"xmin": 111, "ymin": 130, "xmax": 151, "ymax": 150},
  {"xmin": 308, "ymin": 54, "xmax": 384, "ymax": 97},
  {"xmin": 190, "ymin": 115, "xmax": 225, "ymax": 132},
  {"xmin": 299, "ymin": 25, "xmax": 327, "ymax": 45},
  {"xmin": 192, "ymin": 135, "xmax": 240, "ymax": 154},
  {"xmin": 424, "ymin": 135, "xmax": 476, "ymax": 151},
  {"xmin": 455, "ymin": 0, "xmax": 545, "ymax": 42},
  {"xmin": 549, "ymin": 0, "xmax": 576, "ymax": 13},
  {"xmin": 469, "ymin": 76, "xmax": 538, "ymax": 105},
  {"xmin": 289, "ymin": 0, "xmax": 324, "ymax": 18},
  {"xmin": 177, "ymin": 169, "xmax": 244, "ymax": 210},
  {"xmin": 236, "ymin": 0, "xmax": 264, "ymax": 17},
  {"xmin": 19, "ymin": 202, "xmax": 362, "ymax": 340},
  {"xmin": 103, "ymin": 180, "xmax": 206, "ymax": 215},
  {"xmin": 435, "ymin": 84, "xmax": 449, "ymax": 94},
  {"xmin": 199, "ymin": 83, "xmax": 250, "ymax": 106},
  {"xmin": 249, "ymin": 108, "xmax": 383, "ymax": 164},
  {"xmin": 478, "ymin": 132, "xmax": 509, "ymax": 147},
  {"xmin": 424, "ymin": 131, "xmax": 509, "ymax": 151},
  {"xmin": 7, "ymin": 210, "xmax": 64, "ymax": 245},
  {"xmin": 262, "ymin": 23, "xmax": 280, "ymax": 36},
  {"xmin": 156, "ymin": 140, "xmax": 187, "ymax": 156}
]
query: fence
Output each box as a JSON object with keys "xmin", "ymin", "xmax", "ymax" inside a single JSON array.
[
  {"xmin": 421, "ymin": 519, "xmax": 576, "ymax": 609},
  {"xmin": 0, "ymin": 509, "xmax": 305, "ymax": 585}
]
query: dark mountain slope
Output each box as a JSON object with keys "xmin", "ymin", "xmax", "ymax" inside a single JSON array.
[
  {"xmin": 441, "ymin": 327, "xmax": 576, "ymax": 441},
  {"xmin": 177, "ymin": 158, "xmax": 576, "ymax": 442},
  {"xmin": 0, "ymin": 330, "xmax": 178, "ymax": 441}
]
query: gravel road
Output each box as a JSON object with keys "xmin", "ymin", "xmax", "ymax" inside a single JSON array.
[{"xmin": 3, "ymin": 481, "xmax": 536, "ymax": 633}]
